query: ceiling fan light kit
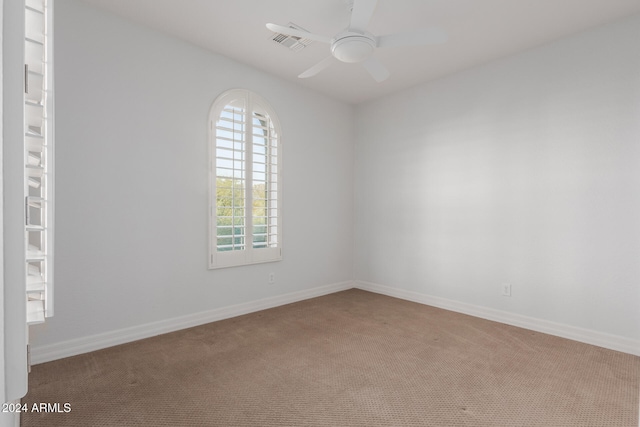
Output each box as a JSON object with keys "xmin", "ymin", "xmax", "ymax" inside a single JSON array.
[
  {"xmin": 267, "ymin": 0, "xmax": 446, "ymax": 82},
  {"xmin": 331, "ymin": 32, "xmax": 376, "ymax": 63}
]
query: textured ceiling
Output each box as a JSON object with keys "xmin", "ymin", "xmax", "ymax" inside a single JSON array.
[{"xmin": 77, "ymin": 0, "xmax": 640, "ymax": 104}]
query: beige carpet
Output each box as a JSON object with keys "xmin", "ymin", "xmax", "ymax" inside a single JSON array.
[{"xmin": 22, "ymin": 289, "xmax": 639, "ymax": 426}]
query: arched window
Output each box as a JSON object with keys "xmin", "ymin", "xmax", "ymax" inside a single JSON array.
[{"xmin": 209, "ymin": 89, "xmax": 282, "ymax": 269}]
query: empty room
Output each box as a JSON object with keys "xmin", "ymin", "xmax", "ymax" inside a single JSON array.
[{"xmin": 2, "ymin": 0, "xmax": 639, "ymax": 426}]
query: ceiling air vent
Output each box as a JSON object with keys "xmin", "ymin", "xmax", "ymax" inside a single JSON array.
[{"xmin": 270, "ymin": 22, "xmax": 314, "ymax": 52}]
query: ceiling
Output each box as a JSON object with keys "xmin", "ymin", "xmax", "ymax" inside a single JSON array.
[{"xmin": 77, "ymin": 0, "xmax": 640, "ymax": 104}]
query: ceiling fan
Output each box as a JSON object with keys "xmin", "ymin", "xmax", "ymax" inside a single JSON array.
[{"xmin": 266, "ymin": 0, "xmax": 447, "ymax": 82}]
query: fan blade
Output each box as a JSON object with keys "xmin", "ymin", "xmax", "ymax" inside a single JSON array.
[
  {"xmin": 377, "ymin": 27, "xmax": 448, "ymax": 48},
  {"xmin": 298, "ymin": 56, "xmax": 334, "ymax": 79},
  {"xmin": 349, "ymin": 0, "xmax": 378, "ymax": 31},
  {"xmin": 266, "ymin": 23, "xmax": 331, "ymax": 44},
  {"xmin": 362, "ymin": 57, "xmax": 390, "ymax": 82}
]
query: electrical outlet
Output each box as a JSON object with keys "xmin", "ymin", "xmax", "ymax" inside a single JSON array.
[
  {"xmin": 502, "ymin": 283, "xmax": 511, "ymax": 297},
  {"xmin": 268, "ymin": 272, "xmax": 275, "ymax": 284}
]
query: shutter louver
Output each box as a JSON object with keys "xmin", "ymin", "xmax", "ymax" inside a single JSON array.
[{"xmin": 24, "ymin": 0, "xmax": 53, "ymax": 325}]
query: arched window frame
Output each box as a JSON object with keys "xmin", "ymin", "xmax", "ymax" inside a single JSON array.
[{"xmin": 209, "ymin": 89, "xmax": 282, "ymax": 269}]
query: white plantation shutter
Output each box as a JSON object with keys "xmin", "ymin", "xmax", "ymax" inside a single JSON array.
[
  {"xmin": 209, "ymin": 90, "xmax": 282, "ymax": 269},
  {"xmin": 215, "ymin": 98, "xmax": 247, "ymax": 256},
  {"xmin": 24, "ymin": 0, "xmax": 54, "ymax": 324},
  {"xmin": 249, "ymin": 107, "xmax": 280, "ymax": 262}
]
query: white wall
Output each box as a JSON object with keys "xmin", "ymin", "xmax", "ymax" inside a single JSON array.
[
  {"xmin": 29, "ymin": 0, "xmax": 354, "ymax": 348},
  {"xmin": 354, "ymin": 15, "xmax": 640, "ymax": 342}
]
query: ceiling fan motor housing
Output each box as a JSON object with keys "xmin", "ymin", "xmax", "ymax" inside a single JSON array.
[{"xmin": 331, "ymin": 31, "xmax": 377, "ymax": 63}]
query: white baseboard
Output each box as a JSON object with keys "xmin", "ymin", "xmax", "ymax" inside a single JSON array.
[
  {"xmin": 31, "ymin": 281, "xmax": 354, "ymax": 365},
  {"xmin": 32, "ymin": 279, "xmax": 639, "ymax": 364},
  {"xmin": 354, "ymin": 280, "xmax": 640, "ymax": 357}
]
